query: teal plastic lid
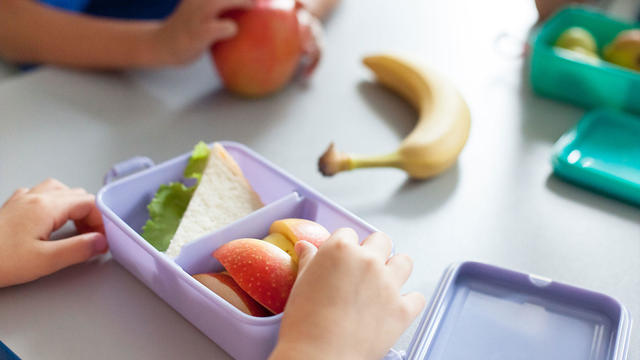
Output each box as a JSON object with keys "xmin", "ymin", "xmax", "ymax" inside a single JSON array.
[{"xmin": 552, "ymin": 109, "xmax": 640, "ymax": 206}]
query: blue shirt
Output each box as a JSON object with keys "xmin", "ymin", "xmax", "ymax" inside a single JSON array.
[
  {"xmin": 40, "ymin": 0, "xmax": 179, "ymax": 19},
  {"xmin": 16, "ymin": 0, "xmax": 178, "ymax": 69}
]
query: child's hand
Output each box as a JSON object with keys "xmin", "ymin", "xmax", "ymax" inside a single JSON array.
[
  {"xmin": 0, "ymin": 179, "xmax": 107, "ymax": 288},
  {"xmin": 153, "ymin": 0, "xmax": 253, "ymax": 65},
  {"xmin": 271, "ymin": 229, "xmax": 425, "ymax": 360}
]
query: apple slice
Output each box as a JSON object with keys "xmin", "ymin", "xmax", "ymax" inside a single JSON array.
[
  {"xmin": 269, "ymin": 218, "xmax": 330, "ymax": 248},
  {"xmin": 263, "ymin": 233, "xmax": 298, "ymax": 262},
  {"xmin": 193, "ymin": 272, "xmax": 271, "ymax": 317},
  {"xmin": 214, "ymin": 239, "xmax": 297, "ymax": 314}
]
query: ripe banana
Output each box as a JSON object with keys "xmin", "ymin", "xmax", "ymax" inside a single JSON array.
[{"xmin": 318, "ymin": 54, "xmax": 471, "ymax": 180}]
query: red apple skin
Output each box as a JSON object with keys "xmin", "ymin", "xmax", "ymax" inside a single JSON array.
[
  {"xmin": 270, "ymin": 218, "xmax": 330, "ymax": 248},
  {"xmin": 212, "ymin": 0, "xmax": 302, "ymax": 97},
  {"xmin": 213, "ymin": 238, "xmax": 297, "ymax": 314},
  {"xmin": 194, "ymin": 272, "xmax": 271, "ymax": 317}
]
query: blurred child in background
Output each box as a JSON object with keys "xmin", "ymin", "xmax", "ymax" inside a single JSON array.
[{"xmin": 0, "ymin": 0, "xmax": 337, "ymax": 68}]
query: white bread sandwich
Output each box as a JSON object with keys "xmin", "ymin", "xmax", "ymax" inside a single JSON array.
[
  {"xmin": 166, "ymin": 143, "xmax": 262, "ymax": 257},
  {"xmin": 142, "ymin": 142, "xmax": 263, "ymax": 258}
]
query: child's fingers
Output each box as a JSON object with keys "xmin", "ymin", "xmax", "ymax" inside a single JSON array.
[
  {"xmin": 360, "ymin": 232, "xmax": 392, "ymax": 261},
  {"xmin": 29, "ymin": 178, "xmax": 69, "ymax": 194},
  {"xmin": 401, "ymin": 291, "xmax": 426, "ymax": 324},
  {"xmin": 50, "ymin": 193, "xmax": 104, "ymax": 234},
  {"xmin": 65, "ymin": 189, "xmax": 104, "ymax": 233},
  {"xmin": 294, "ymin": 240, "xmax": 317, "ymax": 274},
  {"xmin": 206, "ymin": 20, "xmax": 238, "ymax": 42},
  {"xmin": 386, "ymin": 253, "xmax": 413, "ymax": 287},
  {"xmin": 68, "ymin": 187, "xmax": 89, "ymax": 196},
  {"xmin": 38, "ymin": 232, "xmax": 108, "ymax": 275},
  {"xmin": 326, "ymin": 228, "xmax": 359, "ymax": 247},
  {"xmin": 9, "ymin": 187, "xmax": 29, "ymax": 200}
]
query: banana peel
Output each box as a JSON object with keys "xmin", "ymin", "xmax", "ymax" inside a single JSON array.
[{"xmin": 318, "ymin": 54, "xmax": 471, "ymax": 180}]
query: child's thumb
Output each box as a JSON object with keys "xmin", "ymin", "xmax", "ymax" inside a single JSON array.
[
  {"xmin": 294, "ymin": 240, "xmax": 317, "ymax": 272},
  {"xmin": 42, "ymin": 232, "xmax": 108, "ymax": 274},
  {"xmin": 208, "ymin": 20, "xmax": 239, "ymax": 43}
]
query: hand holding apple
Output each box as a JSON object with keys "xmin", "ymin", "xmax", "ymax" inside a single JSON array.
[
  {"xmin": 203, "ymin": 219, "xmax": 330, "ymax": 315},
  {"xmin": 211, "ymin": 0, "xmax": 322, "ymax": 97},
  {"xmin": 154, "ymin": 0, "xmax": 253, "ymax": 66},
  {"xmin": 270, "ymin": 230, "xmax": 425, "ymax": 360}
]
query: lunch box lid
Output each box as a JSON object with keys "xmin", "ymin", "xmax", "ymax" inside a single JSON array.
[
  {"xmin": 552, "ymin": 108, "xmax": 640, "ymax": 206},
  {"xmin": 387, "ymin": 261, "xmax": 631, "ymax": 360}
]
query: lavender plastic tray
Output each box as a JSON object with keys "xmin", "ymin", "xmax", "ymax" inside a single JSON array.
[{"xmin": 96, "ymin": 141, "xmax": 377, "ymax": 360}]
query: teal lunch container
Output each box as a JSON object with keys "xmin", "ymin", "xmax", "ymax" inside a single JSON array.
[{"xmin": 530, "ymin": 7, "xmax": 640, "ymax": 114}]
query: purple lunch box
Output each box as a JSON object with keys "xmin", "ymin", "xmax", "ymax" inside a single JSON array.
[
  {"xmin": 98, "ymin": 142, "xmax": 632, "ymax": 360},
  {"xmin": 97, "ymin": 141, "xmax": 377, "ymax": 360}
]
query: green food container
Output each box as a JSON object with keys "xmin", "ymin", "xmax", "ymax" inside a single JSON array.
[
  {"xmin": 552, "ymin": 108, "xmax": 640, "ymax": 206},
  {"xmin": 530, "ymin": 7, "xmax": 640, "ymax": 114}
]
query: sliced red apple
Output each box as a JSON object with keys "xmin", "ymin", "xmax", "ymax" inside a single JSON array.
[
  {"xmin": 263, "ymin": 232, "xmax": 298, "ymax": 262},
  {"xmin": 213, "ymin": 238, "xmax": 297, "ymax": 314},
  {"xmin": 193, "ymin": 272, "xmax": 271, "ymax": 317},
  {"xmin": 269, "ymin": 218, "xmax": 330, "ymax": 248}
]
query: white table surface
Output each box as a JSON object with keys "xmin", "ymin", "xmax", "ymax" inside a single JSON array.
[{"xmin": 1, "ymin": 0, "xmax": 639, "ymax": 359}]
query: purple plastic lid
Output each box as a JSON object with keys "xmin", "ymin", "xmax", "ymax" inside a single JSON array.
[{"xmin": 400, "ymin": 262, "xmax": 631, "ymax": 360}]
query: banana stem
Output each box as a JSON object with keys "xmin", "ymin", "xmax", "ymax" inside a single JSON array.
[
  {"xmin": 350, "ymin": 152, "xmax": 402, "ymax": 170},
  {"xmin": 318, "ymin": 143, "xmax": 401, "ymax": 176}
]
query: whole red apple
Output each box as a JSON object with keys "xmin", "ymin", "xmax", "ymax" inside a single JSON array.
[{"xmin": 212, "ymin": 0, "xmax": 322, "ymax": 97}]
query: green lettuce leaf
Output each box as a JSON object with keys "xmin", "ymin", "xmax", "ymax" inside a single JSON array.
[
  {"xmin": 141, "ymin": 183, "xmax": 194, "ymax": 252},
  {"xmin": 183, "ymin": 141, "xmax": 210, "ymax": 181},
  {"xmin": 141, "ymin": 143, "xmax": 211, "ymax": 252}
]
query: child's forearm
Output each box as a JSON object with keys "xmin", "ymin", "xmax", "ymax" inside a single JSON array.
[{"xmin": 0, "ymin": 0, "xmax": 167, "ymax": 68}]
